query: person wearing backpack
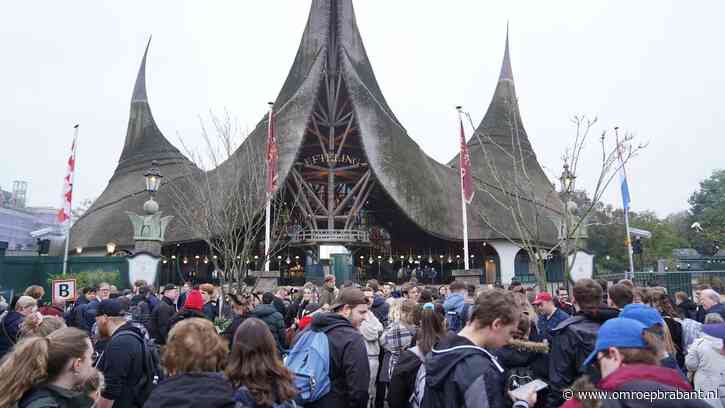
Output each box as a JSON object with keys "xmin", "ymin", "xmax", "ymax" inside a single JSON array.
[
  {"xmin": 285, "ymin": 287, "xmax": 370, "ymax": 408},
  {"xmin": 95, "ymin": 299, "xmax": 158, "ymax": 408},
  {"xmin": 388, "ymin": 302, "xmax": 445, "ymax": 408},
  {"xmin": 144, "ymin": 318, "xmax": 236, "ymax": 408},
  {"xmin": 422, "ymin": 289, "xmax": 535, "ymax": 408},
  {"xmin": 442, "ymin": 281, "xmax": 471, "ymax": 334}
]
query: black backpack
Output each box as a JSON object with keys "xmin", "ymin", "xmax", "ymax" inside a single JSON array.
[
  {"xmin": 445, "ymin": 303, "xmax": 471, "ymax": 334},
  {"xmin": 114, "ymin": 330, "xmax": 163, "ymax": 405}
]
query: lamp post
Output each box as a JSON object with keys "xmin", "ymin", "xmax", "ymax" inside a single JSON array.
[
  {"xmin": 126, "ymin": 161, "xmax": 173, "ymax": 256},
  {"xmin": 106, "ymin": 242, "xmax": 117, "ymax": 256},
  {"xmin": 559, "ymin": 164, "xmax": 576, "ymax": 281}
]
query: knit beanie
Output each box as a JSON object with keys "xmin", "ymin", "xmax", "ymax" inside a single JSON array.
[{"xmin": 184, "ymin": 289, "xmax": 204, "ymax": 312}]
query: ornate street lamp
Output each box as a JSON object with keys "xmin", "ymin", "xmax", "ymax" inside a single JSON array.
[
  {"xmin": 144, "ymin": 161, "xmax": 163, "ymax": 196},
  {"xmin": 559, "ymin": 164, "xmax": 575, "ymax": 194}
]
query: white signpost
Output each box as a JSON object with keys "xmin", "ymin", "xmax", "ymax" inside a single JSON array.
[{"xmin": 52, "ymin": 279, "xmax": 77, "ymax": 303}]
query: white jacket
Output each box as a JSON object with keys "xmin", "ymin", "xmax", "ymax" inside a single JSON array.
[{"xmin": 685, "ymin": 334, "xmax": 725, "ymax": 408}]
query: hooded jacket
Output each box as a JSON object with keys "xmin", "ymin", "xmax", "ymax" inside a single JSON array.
[
  {"xmin": 388, "ymin": 346, "xmax": 424, "ymax": 408},
  {"xmin": 371, "ymin": 296, "xmax": 390, "ymax": 328},
  {"xmin": 19, "ymin": 384, "xmax": 94, "ymax": 408},
  {"xmin": 685, "ymin": 334, "xmax": 725, "ymax": 407},
  {"xmin": 359, "ymin": 311, "xmax": 383, "ymax": 358},
  {"xmin": 562, "ymin": 365, "xmax": 709, "ymax": 408},
  {"xmin": 421, "ymin": 333, "xmax": 507, "ymax": 408},
  {"xmin": 253, "ymin": 303, "xmax": 286, "ymax": 351},
  {"xmin": 305, "ymin": 312, "xmax": 369, "ymax": 408},
  {"xmin": 97, "ymin": 322, "xmax": 147, "ymax": 407},
  {"xmin": 143, "ymin": 372, "xmax": 236, "ymax": 408},
  {"xmin": 548, "ymin": 307, "xmax": 619, "ymax": 407}
]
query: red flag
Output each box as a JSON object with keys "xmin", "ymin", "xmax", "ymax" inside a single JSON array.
[
  {"xmin": 266, "ymin": 108, "xmax": 278, "ymax": 195},
  {"xmin": 459, "ymin": 119, "xmax": 475, "ymax": 204},
  {"xmin": 57, "ymin": 129, "xmax": 78, "ymax": 224}
]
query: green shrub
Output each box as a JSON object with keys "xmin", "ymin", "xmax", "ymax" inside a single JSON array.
[{"xmin": 48, "ymin": 270, "xmax": 122, "ymax": 291}]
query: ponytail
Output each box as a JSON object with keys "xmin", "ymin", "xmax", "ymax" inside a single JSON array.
[
  {"xmin": 0, "ymin": 336, "xmax": 50, "ymax": 406},
  {"xmin": 0, "ymin": 327, "xmax": 89, "ymax": 406},
  {"xmin": 417, "ymin": 303, "xmax": 445, "ymax": 354}
]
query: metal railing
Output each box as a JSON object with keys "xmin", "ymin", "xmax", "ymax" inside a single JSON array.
[{"xmin": 289, "ymin": 229, "xmax": 370, "ymax": 244}]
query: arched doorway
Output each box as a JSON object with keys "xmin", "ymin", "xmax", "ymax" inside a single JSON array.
[
  {"xmin": 514, "ymin": 249, "xmax": 533, "ymax": 282},
  {"xmin": 481, "ymin": 243, "xmax": 500, "ymax": 284}
]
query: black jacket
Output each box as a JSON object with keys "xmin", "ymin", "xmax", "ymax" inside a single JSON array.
[
  {"xmin": 388, "ymin": 347, "xmax": 423, "ymax": 408},
  {"xmin": 422, "ymin": 333, "xmax": 506, "ymax": 408},
  {"xmin": 168, "ymin": 308, "xmax": 207, "ymax": 330},
  {"xmin": 548, "ymin": 307, "xmax": 619, "ymax": 407},
  {"xmin": 252, "ymin": 304, "xmax": 286, "ymax": 350},
  {"xmin": 19, "ymin": 384, "xmax": 94, "ymax": 408},
  {"xmin": 143, "ymin": 372, "xmax": 236, "ymax": 408},
  {"xmin": 371, "ymin": 296, "xmax": 390, "ymax": 328},
  {"xmin": 203, "ymin": 300, "xmax": 232, "ymax": 322},
  {"xmin": 148, "ymin": 296, "xmax": 176, "ymax": 345},
  {"xmin": 221, "ymin": 313, "xmax": 248, "ymax": 348},
  {"xmin": 0, "ymin": 310, "xmax": 23, "ymax": 358},
  {"xmin": 676, "ymin": 298, "xmax": 697, "ymax": 320},
  {"xmin": 76, "ymin": 299, "xmax": 100, "ymax": 334},
  {"xmin": 495, "ymin": 339, "xmax": 550, "ymax": 408},
  {"xmin": 306, "ymin": 313, "xmax": 370, "ymax": 408},
  {"xmin": 97, "ymin": 322, "xmax": 147, "ymax": 408}
]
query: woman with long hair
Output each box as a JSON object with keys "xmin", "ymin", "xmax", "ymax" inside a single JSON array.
[
  {"xmin": 388, "ymin": 302, "xmax": 445, "ymax": 407},
  {"xmin": 0, "ymin": 327, "xmax": 97, "ymax": 407},
  {"xmin": 144, "ymin": 317, "xmax": 236, "ymax": 407},
  {"xmin": 651, "ymin": 292, "xmax": 685, "ymax": 368},
  {"xmin": 222, "ymin": 293, "xmax": 253, "ymax": 347},
  {"xmin": 226, "ymin": 318, "xmax": 297, "ymax": 408}
]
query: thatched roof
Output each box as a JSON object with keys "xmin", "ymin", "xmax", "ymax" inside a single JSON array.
[{"xmin": 71, "ymin": 1, "xmax": 560, "ymax": 251}]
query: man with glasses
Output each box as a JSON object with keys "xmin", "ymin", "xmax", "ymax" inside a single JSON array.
[
  {"xmin": 0, "ymin": 295, "xmax": 37, "ymax": 358},
  {"xmin": 77, "ymin": 282, "xmax": 111, "ymax": 334}
]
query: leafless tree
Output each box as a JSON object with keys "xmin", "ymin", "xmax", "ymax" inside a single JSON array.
[
  {"xmin": 465, "ymin": 104, "xmax": 645, "ymax": 287},
  {"xmin": 167, "ymin": 111, "xmax": 295, "ymax": 293}
]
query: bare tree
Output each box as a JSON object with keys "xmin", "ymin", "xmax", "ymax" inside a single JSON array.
[
  {"xmin": 465, "ymin": 105, "xmax": 645, "ymax": 287},
  {"xmin": 167, "ymin": 111, "xmax": 295, "ymax": 292}
]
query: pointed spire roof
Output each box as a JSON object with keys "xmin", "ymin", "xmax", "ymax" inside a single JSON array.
[
  {"xmin": 473, "ymin": 26, "xmax": 529, "ymax": 152},
  {"xmin": 113, "ymin": 38, "xmax": 192, "ymax": 178},
  {"xmin": 131, "ymin": 36, "xmax": 151, "ymax": 103},
  {"xmin": 498, "ymin": 23, "xmax": 514, "ymax": 82}
]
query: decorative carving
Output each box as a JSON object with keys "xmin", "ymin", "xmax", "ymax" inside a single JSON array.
[{"xmin": 126, "ymin": 211, "xmax": 173, "ymax": 242}]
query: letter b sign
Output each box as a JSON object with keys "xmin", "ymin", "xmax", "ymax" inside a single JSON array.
[{"xmin": 52, "ymin": 279, "xmax": 77, "ymax": 303}]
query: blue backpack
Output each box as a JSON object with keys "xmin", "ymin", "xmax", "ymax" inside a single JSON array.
[
  {"xmin": 445, "ymin": 303, "xmax": 471, "ymax": 334},
  {"xmin": 284, "ymin": 329, "xmax": 331, "ymax": 403}
]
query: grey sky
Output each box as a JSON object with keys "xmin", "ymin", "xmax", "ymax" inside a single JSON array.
[{"xmin": 1, "ymin": 1, "xmax": 722, "ymax": 217}]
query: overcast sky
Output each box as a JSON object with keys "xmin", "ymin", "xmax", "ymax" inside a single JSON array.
[{"xmin": 1, "ymin": 1, "xmax": 723, "ymax": 217}]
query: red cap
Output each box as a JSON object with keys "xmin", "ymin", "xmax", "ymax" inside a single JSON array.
[
  {"xmin": 184, "ymin": 289, "xmax": 205, "ymax": 312},
  {"xmin": 532, "ymin": 292, "xmax": 553, "ymax": 305}
]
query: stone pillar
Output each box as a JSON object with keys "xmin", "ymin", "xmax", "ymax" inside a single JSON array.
[
  {"xmin": 488, "ymin": 240, "xmax": 521, "ymax": 285},
  {"xmin": 451, "ymin": 269, "xmax": 482, "ymax": 287},
  {"xmin": 126, "ymin": 198, "xmax": 173, "ymax": 257},
  {"xmin": 250, "ymin": 270, "xmax": 281, "ymax": 293}
]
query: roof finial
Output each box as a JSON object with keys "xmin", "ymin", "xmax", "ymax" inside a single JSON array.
[
  {"xmin": 132, "ymin": 35, "xmax": 152, "ymax": 103},
  {"xmin": 499, "ymin": 23, "xmax": 513, "ymax": 81}
]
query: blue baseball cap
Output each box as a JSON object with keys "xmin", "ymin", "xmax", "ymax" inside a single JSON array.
[
  {"xmin": 703, "ymin": 323, "xmax": 725, "ymax": 340},
  {"xmin": 582, "ymin": 317, "xmax": 648, "ymax": 367},
  {"xmin": 619, "ymin": 304, "xmax": 664, "ymax": 328}
]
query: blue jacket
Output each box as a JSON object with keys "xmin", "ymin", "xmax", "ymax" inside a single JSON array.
[
  {"xmin": 76, "ymin": 299, "xmax": 100, "ymax": 334},
  {"xmin": 0, "ymin": 311, "xmax": 24, "ymax": 358},
  {"xmin": 537, "ymin": 308, "xmax": 569, "ymax": 342}
]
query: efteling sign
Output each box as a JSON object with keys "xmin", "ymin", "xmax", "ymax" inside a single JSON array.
[{"xmin": 302, "ymin": 153, "xmax": 365, "ymax": 167}]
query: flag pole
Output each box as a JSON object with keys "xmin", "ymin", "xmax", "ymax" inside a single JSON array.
[
  {"xmin": 61, "ymin": 124, "xmax": 80, "ymax": 275},
  {"xmin": 616, "ymin": 127, "xmax": 635, "ymax": 280},
  {"xmin": 457, "ymin": 107, "xmax": 470, "ymax": 270},
  {"xmin": 264, "ymin": 103, "xmax": 274, "ymax": 273}
]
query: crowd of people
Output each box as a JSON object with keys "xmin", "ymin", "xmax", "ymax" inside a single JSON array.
[{"xmin": 0, "ymin": 276, "xmax": 723, "ymax": 407}]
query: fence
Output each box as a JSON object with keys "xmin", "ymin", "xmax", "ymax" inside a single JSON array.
[
  {"xmin": 596, "ymin": 270, "xmax": 725, "ymax": 297},
  {"xmin": 0, "ymin": 254, "xmax": 130, "ymax": 298}
]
